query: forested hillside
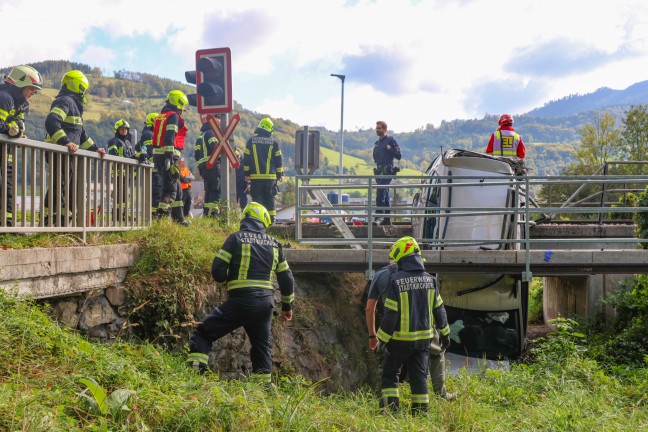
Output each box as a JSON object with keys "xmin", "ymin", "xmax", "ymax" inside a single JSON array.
[{"xmin": 5, "ymin": 60, "xmax": 645, "ymax": 176}]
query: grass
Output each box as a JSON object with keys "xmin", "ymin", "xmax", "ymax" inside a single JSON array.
[{"xmin": 0, "ymin": 293, "xmax": 646, "ymax": 430}]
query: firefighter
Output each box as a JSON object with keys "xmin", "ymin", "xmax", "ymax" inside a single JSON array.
[
  {"xmin": 151, "ymin": 90, "xmax": 189, "ymax": 225},
  {"xmin": 0, "ymin": 65, "xmax": 43, "ymax": 227},
  {"xmin": 372, "ymin": 120, "xmax": 401, "ymax": 226},
  {"xmin": 375, "ymin": 236, "xmax": 451, "ymax": 415},
  {"xmin": 107, "ymin": 119, "xmax": 144, "ymax": 220},
  {"xmin": 187, "ymin": 202, "xmax": 295, "ymax": 384},
  {"xmin": 486, "ymin": 114, "xmax": 526, "ymax": 158},
  {"xmin": 194, "ymin": 115, "xmax": 221, "ymax": 217},
  {"xmin": 366, "ymin": 259, "xmax": 455, "ymax": 400},
  {"xmin": 44, "ymin": 70, "xmax": 106, "ymax": 226},
  {"xmin": 244, "ymin": 118, "xmax": 284, "ymax": 224},
  {"xmin": 235, "ymin": 148, "xmax": 250, "ymax": 210},
  {"xmin": 136, "ymin": 112, "xmax": 160, "ymax": 216},
  {"xmin": 178, "ymin": 157, "xmax": 194, "ymax": 218}
]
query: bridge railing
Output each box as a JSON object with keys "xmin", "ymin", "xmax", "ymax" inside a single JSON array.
[
  {"xmin": 295, "ymin": 172, "xmax": 648, "ymax": 278},
  {"xmin": 1, "ymin": 134, "xmax": 152, "ymax": 240}
]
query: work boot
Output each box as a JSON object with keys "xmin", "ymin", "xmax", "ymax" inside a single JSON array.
[
  {"xmin": 411, "ymin": 403, "xmax": 429, "ymax": 415},
  {"xmin": 177, "ymin": 219, "xmax": 190, "ymax": 227}
]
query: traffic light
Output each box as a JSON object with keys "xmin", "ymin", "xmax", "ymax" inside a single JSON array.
[{"xmin": 186, "ymin": 47, "xmax": 232, "ymax": 114}]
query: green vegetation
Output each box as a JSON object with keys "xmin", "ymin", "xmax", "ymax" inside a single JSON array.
[
  {"xmin": 1, "ymin": 290, "xmax": 646, "ymax": 431},
  {"xmin": 528, "ymin": 278, "xmax": 544, "ymax": 324}
]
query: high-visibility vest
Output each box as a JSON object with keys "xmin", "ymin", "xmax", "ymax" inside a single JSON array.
[
  {"xmin": 180, "ymin": 166, "xmax": 192, "ymax": 190},
  {"xmin": 152, "ymin": 111, "xmax": 187, "ymax": 151},
  {"xmin": 491, "ymin": 130, "xmax": 521, "ymax": 156}
]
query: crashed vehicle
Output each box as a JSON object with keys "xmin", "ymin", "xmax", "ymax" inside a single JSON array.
[{"xmin": 411, "ymin": 149, "xmax": 529, "ymax": 369}]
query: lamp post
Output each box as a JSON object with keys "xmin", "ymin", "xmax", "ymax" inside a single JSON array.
[{"xmin": 331, "ymin": 73, "xmax": 345, "ymax": 205}]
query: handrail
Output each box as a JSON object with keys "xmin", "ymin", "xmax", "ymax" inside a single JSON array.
[
  {"xmin": 295, "ymin": 169, "xmax": 648, "ymax": 279},
  {"xmin": 1, "ymin": 134, "xmax": 152, "ymax": 241}
]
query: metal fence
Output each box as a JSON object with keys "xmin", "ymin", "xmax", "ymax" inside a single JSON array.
[{"xmin": 1, "ymin": 134, "xmax": 152, "ymax": 240}]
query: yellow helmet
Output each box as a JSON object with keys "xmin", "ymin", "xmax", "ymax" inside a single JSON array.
[
  {"xmin": 242, "ymin": 202, "xmax": 271, "ymax": 228},
  {"xmin": 258, "ymin": 118, "xmax": 273, "ymax": 133},
  {"xmin": 5, "ymin": 65, "xmax": 43, "ymax": 90},
  {"xmin": 61, "ymin": 70, "xmax": 89, "ymax": 95},
  {"xmin": 389, "ymin": 236, "xmax": 421, "ymax": 263},
  {"xmin": 145, "ymin": 112, "xmax": 158, "ymax": 127},
  {"xmin": 167, "ymin": 90, "xmax": 189, "ymax": 111},
  {"xmin": 114, "ymin": 119, "xmax": 130, "ymax": 134}
]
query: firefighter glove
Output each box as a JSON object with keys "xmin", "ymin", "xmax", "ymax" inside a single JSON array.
[
  {"xmin": 7, "ymin": 121, "xmax": 20, "ymax": 137},
  {"xmin": 169, "ymin": 164, "xmax": 180, "ymax": 180},
  {"xmin": 440, "ymin": 334, "xmax": 451, "ymax": 351},
  {"xmin": 164, "ymin": 158, "xmax": 171, "ymax": 171},
  {"xmin": 375, "ymin": 340, "xmax": 386, "ymax": 354},
  {"xmin": 138, "ymin": 152, "xmax": 147, "ymax": 163}
]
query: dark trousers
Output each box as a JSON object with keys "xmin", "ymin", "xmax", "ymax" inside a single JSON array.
[
  {"xmin": 0, "ymin": 162, "xmax": 12, "ymax": 225},
  {"xmin": 202, "ymin": 168, "xmax": 221, "ymax": 217},
  {"xmin": 381, "ymin": 345, "xmax": 429, "ymax": 413},
  {"xmin": 376, "ymin": 177, "xmax": 392, "ymax": 216},
  {"xmin": 151, "ymin": 167, "xmax": 162, "ymax": 214},
  {"xmin": 189, "ymin": 294, "xmax": 275, "ymax": 376},
  {"xmin": 182, "ymin": 187, "xmax": 192, "ymax": 217},
  {"xmin": 44, "ymin": 157, "xmax": 74, "ymax": 226},
  {"xmin": 153, "ymin": 154, "xmax": 184, "ymax": 222},
  {"xmin": 237, "ymin": 184, "xmax": 250, "ymax": 211},
  {"xmin": 250, "ymin": 179, "xmax": 276, "ymax": 222}
]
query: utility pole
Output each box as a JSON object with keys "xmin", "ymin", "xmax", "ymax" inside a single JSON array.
[{"xmin": 331, "ymin": 74, "xmax": 345, "ymax": 205}]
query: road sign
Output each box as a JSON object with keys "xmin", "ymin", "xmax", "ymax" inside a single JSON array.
[{"xmin": 206, "ymin": 113, "xmax": 240, "ymax": 169}]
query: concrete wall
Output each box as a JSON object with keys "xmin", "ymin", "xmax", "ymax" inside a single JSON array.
[{"xmin": 0, "ymin": 244, "xmax": 139, "ymax": 338}]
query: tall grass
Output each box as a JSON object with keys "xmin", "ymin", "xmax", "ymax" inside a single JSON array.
[{"xmin": 0, "ymin": 292, "xmax": 645, "ymax": 431}]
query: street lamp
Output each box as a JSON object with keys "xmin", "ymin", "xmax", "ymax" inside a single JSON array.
[{"xmin": 331, "ymin": 73, "xmax": 345, "ymax": 205}]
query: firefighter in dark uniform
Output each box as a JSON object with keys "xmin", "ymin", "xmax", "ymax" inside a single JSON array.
[
  {"xmin": 244, "ymin": 118, "xmax": 283, "ymax": 224},
  {"xmin": 235, "ymin": 148, "xmax": 250, "ymax": 211},
  {"xmin": 187, "ymin": 202, "xmax": 295, "ymax": 383},
  {"xmin": 44, "ymin": 70, "xmax": 106, "ymax": 226},
  {"xmin": 0, "ymin": 65, "xmax": 43, "ymax": 227},
  {"xmin": 194, "ymin": 115, "xmax": 221, "ymax": 217},
  {"xmin": 373, "ymin": 120, "xmax": 401, "ymax": 226},
  {"xmin": 376, "ymin": 236, "xmax": 450, "ymax": 415},
  {"xmin": 136, "ymin": 112, "xmax": 159, "ymax": 216},
  {"xmin": 151, "ymin": 90, "xmax": 189, "ymax": 225},
  {"xmin": 107, "ymin": 119, "xmax": 145, "ymax": 220}
]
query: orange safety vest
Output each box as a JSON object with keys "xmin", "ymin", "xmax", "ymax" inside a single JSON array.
[
  {"xmin": 152, "ymin": 111, "xmax": 187, "ymax": 150},
  {"xmin": 180, "ymin": 166, "xmax": 192, "ymax": 190}
]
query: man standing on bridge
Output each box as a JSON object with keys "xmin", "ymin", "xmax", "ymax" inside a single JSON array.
[
  {"xmin": 375, "ymin": 236, "xmax": 451, "ymax": 414},
  {"xmin": 373, "ymin": 120, "xmax": 401, "ymax": 226},
  {"xmin": 187, "ymin": 202, "xmax": 295, "ymax": 384}
]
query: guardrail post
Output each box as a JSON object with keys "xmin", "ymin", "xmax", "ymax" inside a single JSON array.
[{"xmin": 522, "ymin": 175, "xmax": 532, "ymax": 282}]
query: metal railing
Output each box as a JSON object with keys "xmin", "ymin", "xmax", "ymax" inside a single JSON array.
[
  {"xmin": 1, "ymin": 134, "xmax": 152, "ymax": 240},
  {"xmin": 295, "ymin": 170, "xmax": 648, "ymax": 278}
]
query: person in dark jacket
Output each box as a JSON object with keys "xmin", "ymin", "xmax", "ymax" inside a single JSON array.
[
  {"xmin": 43, "ymin": 70, "xmax": 105, "ymax": 226},
  {"xmin": 372, "ymin": 120, "xmax": 401, "ymax": 226},
  {"xmin": 244, "ymin": 118, "xmax": 283, "ymax": 223},
  {"xmin": 151, "ymin": 90, "xmax": 189, "ymax": 225},
  {"xmin": 107, "ymin": 119, "xmax": 144, "ymax": 221},
  {"xmin": 194, "ymin": 115, "xmax": 221, "ymax": 217},
  {"xmin": 376, "ymin": 236, "xmax": 450, "ymax": 415},
  {"xmin": 0, "ymin": 65, "xmax": 43, "ymax": 227},
  {"xmin": 235, "ymin": 148, "xmax": 249, "ymax": 210},
  {"xmin": 188, "ymin": 202, "xmax": 295, "ymax": 383},
  {"xmin": 136, "ymin": 112, "xmax": 159, "ymax": 216}
]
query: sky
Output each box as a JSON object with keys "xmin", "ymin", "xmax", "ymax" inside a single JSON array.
[{"xmin": 2, "ymin": 0, "xmax": 648, "ymax": 133}]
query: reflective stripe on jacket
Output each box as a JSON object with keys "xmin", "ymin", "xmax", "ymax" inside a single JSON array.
[
  {"xmin": 152, "ymin": 109, "xmax": 187, "ymax": 156},
  {"xmin": 491, "ymin": 130, "xmax": 520, "ymax": 156},
  {"xmin": 44, "ymin": 90, "xmax": 95, "ymax": 149},
  {"xmin": 244, "ymin": 129, "xmax": 283, "ymax": 180}
]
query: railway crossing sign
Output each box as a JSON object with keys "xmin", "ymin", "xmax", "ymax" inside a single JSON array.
[{"xmin": 206, "ymin": 113, "xmax": 240, "ymax": 169}]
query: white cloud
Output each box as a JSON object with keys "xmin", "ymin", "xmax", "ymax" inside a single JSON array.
[{"xmin": 3, "ymin": 0, "xmax": 648, "ymax": 132}]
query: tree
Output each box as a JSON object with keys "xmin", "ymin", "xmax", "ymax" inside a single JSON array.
[
  {"xmin": 621, "ymin": 105, "xmax": 648, "ymax": 174},
  {"xmin": 573, "ymin": 113, "xmax": 622, "ymax": 170}
]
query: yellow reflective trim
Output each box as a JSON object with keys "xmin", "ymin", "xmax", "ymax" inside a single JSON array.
[
  {"xmin": 51, "ymin": 130, "xmax": 67, "ymax": 143},
  {"xmin": 166, "ymin": 124, "xmax": 178, "ymax": 132},
  {"xmin": 238, "ymin": 243, "xmax": 251, "ymax": 280},
  {"xmin": 63, "ymin": 116, "xmax": 83, "ymax": 125},
  {"xmin": 411, "ymin": 394, "xmax": 429, "ymax": 404},
  {"xmin": 216, "ymin": 249, "xmax": 232, "ymax": 263},
  {"xmin": 252, "ymin": 144, "xmax": 261, "ymax": 174},
  {"xmin": 187, "ymin": 352, "xmax": 208, "ymax": 365},
  {"xmin": 274, "ymin": 150, "xmax": 282, "ymax": 156},
  {"xmin": 227, "ymin": 279, "xmax": 274, "ymax": 290},
  {"xmin": 384, "ymin": 298, "xmax": 398, "ymax": 311},
  {"xmin": 272, "ymin": 247, "xmax": 279, "ymax": 272},
  {"xmin": 249, "ymin": 174, "xmax": 276, "ymax": 180},
  {"xmin": 281, "ymin": 293, "xmax": 295, "ymax": 304},
  {"xmin": 0, "ymin": 109, "xmax": 8, "ymax": 120},
  {"xmin": 276, "ymin": 260, "xmax": 289, "ymax": 272},
  {"xmin": 400, "ymin": 291, "xmax": 409, "ymax": 334},
  {"xmin": 265, "ymin": 146, "xmax": 272, "ymax": 174},
  {"xmin": 377, "ymin": 328, "xmax": 392, "ymax": 343},
  {"xmin": 438, "ymin": 325, "xmax": 450, "ymax": 336},
  {"xmin": 382, "ymin": 388, "xmax": 399, "ymax": 398},
  {"xmin": 435, "ymin": 293, "xmax": 444, "ymax": 308},
  {"xmin": 391, "ymin": 329, "xmax": 434, "ymax": 341},
  {"xmin": 49, "ymin": 107, "xmax": 67, "ymax": 119},
  {"xmin": 80, "ymin": 137, "xmax": 95, "ymax": 150},
  {"xmin": 244, "ymin": 148, "xmax": 250, "ymax": 155}
]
